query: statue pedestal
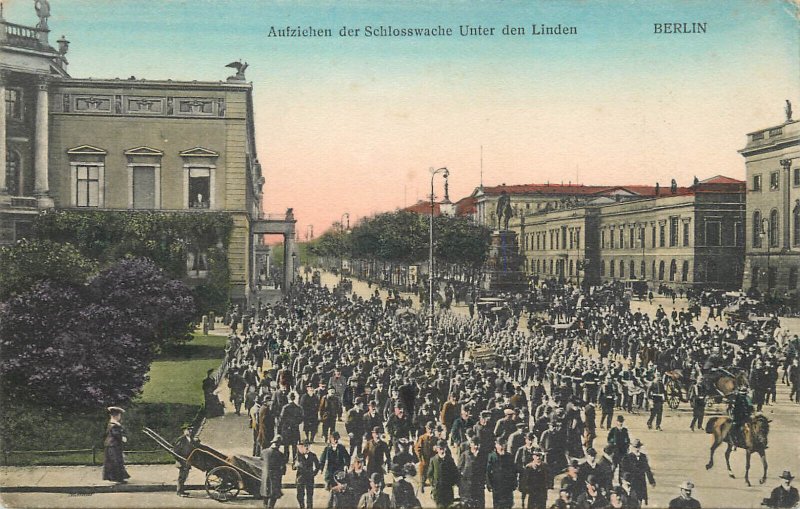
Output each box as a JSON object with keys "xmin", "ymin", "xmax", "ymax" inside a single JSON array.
[{"xmin": 482, "ymin": 230, "xmax": 527, "ymax": 293}]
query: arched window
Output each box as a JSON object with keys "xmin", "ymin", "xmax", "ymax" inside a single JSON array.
[
  {"xmin": 550, "ymin": 259, "xmax": 554, "ymax": 274},
  {"xmin": 640, "ymin": 260, "xmax": 646, "ymax": 278},
  {"xmin": 669, "ymin": 259, "xmax": 677, "ymax": 281},
  {"xmin": 630, "ymin": 260, "xmax": 635, "ymax": 278},
  {"xmin": 682, "ymin": 261, "xmax": 689, "ymax": 282},
  {"xmin": 619, "ymin": 260, "xmax": 625, "ymax": 278},
  {"xmin": 600, "ymin": 260, "xmax": 606, "ymax": 277},
  {"xmin": 652, "ymin": 260, "xmax": 656, "ymax": 279},
  {"xmin": 794, "ymin": 201, "xmax": 800, "ymax": 247},
  {"xmin": 610, "ymin": 260, "xmax": 616, "ymax": 278},
  {"xmin": 753, "ymin": 211, "xmax": 762, "ymax": 248},
  {"xmin": 569, "ymin": 260, "xmax": 574, "ymax": 276},
  {"xmin": 769, "ymin": 209, "xmax": 779, "ymax": 248},
  {"xmin": 658, "ymin": 260, "xmax": 665, "ymax": 280}
]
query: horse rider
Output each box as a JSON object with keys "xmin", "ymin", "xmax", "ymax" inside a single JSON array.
[{"xmin": 731, "ymin": 386, "xmax": 754, "ymax": 446}]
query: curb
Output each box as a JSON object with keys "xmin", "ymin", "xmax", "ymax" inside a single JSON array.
[{"xmin": 0, "ymin": 484, "xmax": 204, "ymax": 494}]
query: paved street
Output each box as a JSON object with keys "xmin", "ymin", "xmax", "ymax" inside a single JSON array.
[{"xmin": 2, "ymin": 270, "xmax": 799, "ymax": 508}]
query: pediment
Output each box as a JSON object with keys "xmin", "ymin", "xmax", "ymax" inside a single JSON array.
[
  {"xmin": 179, "ymin": 147, "xmax": 219, "ymax": 157},
  {"xmin": 124, "ymin": 146, "xmax": 164, "ymax": 156},
  {"xmin": 67, "ymin": 145, "xmax": 107, "ymax": 155}
]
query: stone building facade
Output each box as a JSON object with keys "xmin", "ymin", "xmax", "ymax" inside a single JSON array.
[
  {"xmin": 0, "ymin": 6, "xmax": 290, "ymax": 303},
  {"xmin": 510, "ymin": 177, "xmax": 746, "ymax": 290},
  {"xmin": 740, "ymin": 113, "xmax": 800, "ymax": 299}
]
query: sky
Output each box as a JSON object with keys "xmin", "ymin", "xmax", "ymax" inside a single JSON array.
[{"xmin": 5, "ymin": 0, "xmax": 799, "ymax": 239}]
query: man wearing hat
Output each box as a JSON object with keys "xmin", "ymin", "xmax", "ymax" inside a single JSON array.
[
  {"xmin": 473, "ymin": 410, "xmax": 495, "ymax": 466},
  {"xmin": 261, "ymin": 435, "xmax": 287, "ymax": 509},
  {"xmin": 606, "ymin": 415, "xmax": 630, "ymax": 480},
  {"xmin": 487, "ymin": 437, "xmax": 518, "ymax": 509},
  {"xmin": 458, "ymin": 438, "xmax": 486, "ymax": 509},
  {"xmin": 575, "ymin": 475, "xmax": 608, "ymax": 509},
  {"xmin": 620, "ymin": 439, "xmax": 655, "ymax": 506},
  {"xmin": 320, "ymin": 388, "xmax": 343, "ymax": 443},
  {"xmin": 763, "ymin": 471, "xmax": 799, "ymax": 508},
  {"xmin": 414, "ymin": 421, "xmax": 437, "ymax": 489},
  {"xmin": 494, "ymin": 405, "xmax": 518, "ymax": 441},
  {"xmin": 279, "ymin": 392, "xmax": 304, "ymax": 463},
  {"xmin": 357, "ymin": 473, "xmax": 392, "ymax": 509},
  {"xmin": 300, "ymin": 384, "xmax": 321, "ymax": 443},
  {"xmin": 668, "ymin": 480, "xmax": 701, "ymax": 509},
  {"xmin": 102, "ymin": 407, "xmax": 130, "ymax": 484},
  {"xmin": 319, "ymin": 431, "xmax": 350, "ymax": 488},
  {"xmin": 295, "ymin": 439, "xmax": 320, "ymax": 509},
  {"xmin": 428, "ymin": 439, "xmax": 460, "ymax": 508},
  {"xmin": 619, "ymin": 473, "xmax": 641, "ymax": 509},
  {"xmin": 516, "ymin": 443, "xmax": 550, "ymax": 509},
  {"xmin": 390, "ymin": 463, "xmax": 422, "ymax": 509},
  {"xmin": 363, "ymin": 427, "xmax": 392, "ymax": 476},
  {"xmin": 173, "ymin": 423, "xmax": 200, "ymax": 497},
  {"xmin": 561, "ymin": 459, "xmax": 582, "ymax": 501},
  {"xmin": 346, "ymin": 397, "xmax": 367, "ymax": 457}
]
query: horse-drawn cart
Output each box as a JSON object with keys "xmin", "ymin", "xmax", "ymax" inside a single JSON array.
[{"xmin": 143, "ymin": 427, "xmax": 261, "ymax": 501}]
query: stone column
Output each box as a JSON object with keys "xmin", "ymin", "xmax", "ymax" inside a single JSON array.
[
  {"xmin": 34, "ymin": 76, "xmax": 53, "ymax": 207},
  {"xmin": 283, "ymin": 234, "xmax": 295, "ymax": 292},
  {"xmin": 0, "ymin": 71, "xmax": 7, "ymax": 197}
]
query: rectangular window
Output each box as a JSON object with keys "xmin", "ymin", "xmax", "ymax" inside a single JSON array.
[
  {"xmin": 794, "ymin": 168, "xmax": 800, "ymax": 187},
  {"xmin": 770, "ymin": 171, "xmax": 780, "ymax": 190},
  {"xmin": 601, "ymin": 231, "xmax": 605, "ymax": 249},
  {"xmin": 5, "ymin": 88, "xmax": 23, "ymax": 120},
  {"xmin": 188, "ymin": 168, "xmax": 211, "ymax": 208},
  {"xmin": 753, "ymin": 174, "xmax": 762, "ymax": 192},
  {"xmin": 706, "ymin": 221, "xmax": 721, "ymax": 246},
  {"xmin": 629, "ymin": 228, "xmax": 635, "ymax": 248},
  {"xmin": 132, "ymin": 166, "xmax": 156, "ymax": 209},
  {"xmin": 659, "ymin": 224, "xmax": 665, "ymax": 248},
  {"xmin": 683, "ymin": 222, "xmax": 690, "ymax": 247},
  {"xmin": 76, "ymin": 165, "xmax": 100, "ymax": 207},
  {"xmin": 569, "ymin": 230, "xmax": 574, "ymax": 249},
  {"xmin": 610, "ymin": 230, "xmax": 615, "ymax": 249},
  {"xmin": 651, "ymin": 226, "xmax": 656, "ymax": 248},
  {"xmin": 619, "ymin": 228, "xmax": 624, "ymax": 249},
  {"xmin": 734, "ymin": 222, "xmax": 744, "ymax": 247},
  {"xmin": 669, "ymin": 217, "xmax": 679, "ymax": 247},
  {"xmin": 575, "ymin": 228, "xmax": 580, "ymax": 249}
]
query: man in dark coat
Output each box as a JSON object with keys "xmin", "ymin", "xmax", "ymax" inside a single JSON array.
[
  {"xmin": 457, "ymin": 439, "xmax": 485, "ymax": 509},
  {"xmin": 261, "ymin": 436, "xmax": 287, "ymax": 509},
  {"xmin": 427, "ymin": 440, "xmax": 459, "ymax": 508},
  {"xmin": 668, "ymin": 480, "xmax": 701, "ymax": 509},
  {"xmin": 102, "ymin": 407, "xmax": 130, "ymax": 483},
  {"xmin": 762, "ymin": 471, "xmax": 799, "ymax": 508},
  {"xmin": 391, "ymin": 463, "xmax": 423, "ymax": 509},
  {"xmin": 319, "ymin": 431, "xmax": 350, "ymax": 488},
  {"xmin": 487, "ymin": 437, "xmax": 518, "ymax": 509},
  {"xmin": 346, "ymin": 398, "xmax": 367, "ymax": 457},
  {"xmin": 363, "ymin": 427, "xmax": 392, "ymax": 476},
  {"xmin": 279, "ymin": 392, "xmax": 304, "ymax": 462},
  {"xmin": 320, "ymin": 388, "xmax": 343, "ymax": 442},
  {"xmin": 173, "ymin": 424, "xmax": 200, "ymax": 496},
  {"xmin": 299, "ymin": 384, "xmax": 321, "ymax": 443},
  {"xmin": 516, "ymin": 445, "xmax": 550, "ymax": 509},
  {"xmin": 294, "ymin": 439, "xmax": 320, "ymax": 509},
  {"xmin": 620, "ymin": 439, "xmax": 655, "ymax": 506},
  {"xmin": 575, "ymin": 475, "xmax": 608, "ymax": 509},
  {"xmin": 606, "ymin": 415, "xmax": 630, "ymax": 480}
]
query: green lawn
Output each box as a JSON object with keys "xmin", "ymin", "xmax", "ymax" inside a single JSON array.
[
  {"xmin": 0, "ymin": 332, "xmax": 227, "ymax": 465},
  {"xmin": 138, "ymin": 333, "xmax": 226, "ymax": 405}
]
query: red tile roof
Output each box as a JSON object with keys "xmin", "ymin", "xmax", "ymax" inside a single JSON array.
[{"xmin": 402, "ymin": 200, "xmax": 441, "ymax": 216}]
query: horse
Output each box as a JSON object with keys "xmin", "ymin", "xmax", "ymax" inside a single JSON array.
[
  {"xmin": 713, "ymin": 371, "xmax": 749, "ymax": 398},
  {"xmin": 705, "ymin": 414, "xmax": 770, "ymax": 486}
]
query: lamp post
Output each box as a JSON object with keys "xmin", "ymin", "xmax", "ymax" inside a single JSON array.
[
  {"xmin": 428, "ymin": 167, "xmax": 449, "ymax": 338},
  {"xmin": 340, "ymin": 213, "xmax": 350, "ymax": 280}
]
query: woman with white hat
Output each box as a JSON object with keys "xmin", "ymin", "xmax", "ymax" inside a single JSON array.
[{"xmin": 102, "ymin": 406, "xmax": 130, "ymax": 484}]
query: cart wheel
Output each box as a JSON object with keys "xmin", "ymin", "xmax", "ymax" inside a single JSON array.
[
  {"xmin": 205, "ymin": 466, "xmax": 242, "ymax": 502},
  {"xmin": 665, "ymin": 379, "xmax": 680, "ymax": 410}
]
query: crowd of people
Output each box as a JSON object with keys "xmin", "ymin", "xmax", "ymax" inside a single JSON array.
[{"xmin": 196, "ymin": 275, "xmax": 800, "ymax": 509}]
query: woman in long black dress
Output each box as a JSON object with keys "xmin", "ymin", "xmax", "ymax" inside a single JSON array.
[{"xmin": 102, "ymin": 406, "xmax": 130, "ymax": 483}]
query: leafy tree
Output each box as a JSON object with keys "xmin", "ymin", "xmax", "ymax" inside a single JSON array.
[
  {"xmin": 0, "ymin": 240, "xmax": 97, "ymax": 301},
  {"xmin": 0, "ymin": 259, "xmax": 195, "ymax": 409},
  {"xmin": 88, "ymin": 258, "xmax": 196, "ymax": 349}
]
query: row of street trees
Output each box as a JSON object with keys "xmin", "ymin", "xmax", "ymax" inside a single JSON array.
[{"xmin": 307, "ymin": 211, "xmax": 491, "ymax": 287}]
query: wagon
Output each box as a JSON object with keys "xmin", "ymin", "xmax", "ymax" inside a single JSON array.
[{"xmin": 143, "ymin": 427, "xmax": 262, "ymax": 501}]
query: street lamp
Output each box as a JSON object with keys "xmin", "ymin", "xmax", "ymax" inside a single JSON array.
[
  {"xmin": 340, "ymin": 213, "xmax": 350, "ymax": 280},
  {"xmin": 428, "ymin": 166, "xmax": 449, "ymax": 338}
]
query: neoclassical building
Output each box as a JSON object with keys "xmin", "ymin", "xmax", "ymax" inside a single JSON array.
[
  {"xmin": 740, "ymin": 109, "xmax": 799, "ymax": 297},
  {"xmin": 510, "ymin": 176, "xmax": 746, "ymax": 290},
  {"xmin": 1, "ymin": 5, "xmax": 294, "ymax": 303}
]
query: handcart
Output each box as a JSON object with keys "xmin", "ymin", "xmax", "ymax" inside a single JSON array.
[{"xmin": 142, "ymin": 427, "xmax": 262, "ymax": 501}]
